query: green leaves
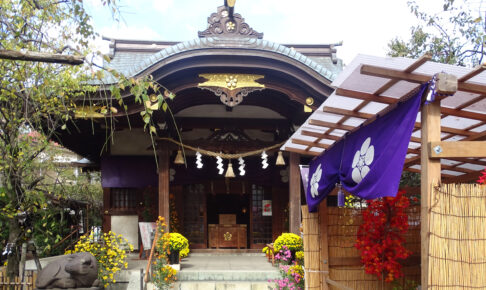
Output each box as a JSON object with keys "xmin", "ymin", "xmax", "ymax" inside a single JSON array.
[{"xmin": 388, "ymin": 0, "xmax": 486, "ymax": 67}]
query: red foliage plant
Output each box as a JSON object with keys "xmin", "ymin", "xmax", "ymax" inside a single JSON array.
[
  {"xmin": 355, "ymin": 190, "xmax": 411, "ymax": 282},
  {"xmin": 478, "ymin": 168, "xmax": 486, "ymax": 184}
]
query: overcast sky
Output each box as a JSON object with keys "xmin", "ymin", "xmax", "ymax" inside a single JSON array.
[{"xmin": 85, "ymin": 0, "xmax": 476, "ymax": 65}]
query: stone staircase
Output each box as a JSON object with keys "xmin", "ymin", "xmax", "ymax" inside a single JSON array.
[
  {"xmin": 27, "ymin": 253, "xmax": 279, "ymax": 290},
  {"xmin": 163, "ymin": 253, "xmax": 278, "ymax": 290}
]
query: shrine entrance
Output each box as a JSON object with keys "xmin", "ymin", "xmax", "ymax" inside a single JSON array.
[{"xmin": 179, "ymin": 180, "xmax": 283, "ymax": 249}]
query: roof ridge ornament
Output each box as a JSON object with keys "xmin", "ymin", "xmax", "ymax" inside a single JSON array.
[{"xmin": 198, "ymin": 4, "xmax": 263, "ymax": 39}]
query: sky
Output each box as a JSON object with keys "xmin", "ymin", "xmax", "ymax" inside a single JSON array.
[{"xmin": 84, "ymin": 0, "xmax": 476, "ymax": 65}]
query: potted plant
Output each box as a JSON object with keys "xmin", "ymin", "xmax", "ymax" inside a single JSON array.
[
  {"xmin": 162, "ymin": 233, "xmax": 189, "ymax": 264},
  {"xmin": 273, "ymin": 233, "xmax": 303, "ymax": 264}
]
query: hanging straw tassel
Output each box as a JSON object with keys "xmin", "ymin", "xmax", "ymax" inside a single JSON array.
[
  {"xmin": 275, "ymin": 151, "xmax": 286, "ymax": 166},
  {"xmin": 225, "ymin": 162, "xmax": 235, "ymax": 178}
]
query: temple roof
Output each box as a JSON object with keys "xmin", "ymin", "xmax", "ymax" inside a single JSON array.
[
  {"xmin": 100, "ymin": 3, "xmax": 342, "ymax": 83},
  {"xmin": 100, "ymin": 36, "xmax": 342, "ymax": 84}
]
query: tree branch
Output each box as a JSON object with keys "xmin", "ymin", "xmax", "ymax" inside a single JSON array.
[{"xmin": 0, "ymin": 49, "xmax": 84, "ymax": 65}]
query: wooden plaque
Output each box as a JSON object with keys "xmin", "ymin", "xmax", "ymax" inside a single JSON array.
[{"xmin": 219, "ymin": 214, "xmax": 236, "ymax": 225}]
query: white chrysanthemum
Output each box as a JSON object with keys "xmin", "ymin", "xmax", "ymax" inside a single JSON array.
[
  {"xmin": 351, "ymin": 137, "xmax": 374, "ymax": 184},
  {"xmin": 310, "ymin": 164, "xmax": 322, "ymax": 198}
]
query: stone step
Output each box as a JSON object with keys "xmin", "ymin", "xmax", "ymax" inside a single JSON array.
[
  {"xmin": 178, "ymin": 269, "xmax": 279, "ymax": 281},
  {"xmin": 148, "ymin": 281, "xmax": 272, "ymax": 290}
]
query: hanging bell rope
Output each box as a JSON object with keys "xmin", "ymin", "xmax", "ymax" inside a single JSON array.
[{"xmin": 158, "ymin": 137, "xmax": 285, "ymax": 159}]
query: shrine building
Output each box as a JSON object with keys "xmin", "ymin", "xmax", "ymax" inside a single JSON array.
[{"xmin": 59, "ymin": 2, "xmax": 342, "ymax": 250}]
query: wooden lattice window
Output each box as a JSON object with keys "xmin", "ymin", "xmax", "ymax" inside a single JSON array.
[
  {"xmin": 182, "ymin": 184, "xmax": 206, "ymax": 246},
  {"xmin": 111, "ymin": 188, "xmax": 138, "ymax": 209},
  {"xmin": 251, "ymin": 184, "xmax": 272, "ymax": 245}
]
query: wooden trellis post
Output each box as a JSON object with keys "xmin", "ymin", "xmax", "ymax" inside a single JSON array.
[{"xmin": 420, "ymin": 96, "xmax": 442, "ymax": 289}]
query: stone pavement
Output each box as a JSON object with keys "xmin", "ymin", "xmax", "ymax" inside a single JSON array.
[{"xmin": 26, "ymin": 252, "xmax": 279, "ymax": 290}]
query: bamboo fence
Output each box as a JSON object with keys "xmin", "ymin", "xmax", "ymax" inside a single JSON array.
[
  {"xmin": 428, "ymin": 183, "xmax": 486, "ymax": 289},
  {"xmin": 0, "ymin": 268, "xmax": 36, "ymax": 289},
  {"xmin": 302, "ymin": 206, "xmax": 321, "ymax": 289}
]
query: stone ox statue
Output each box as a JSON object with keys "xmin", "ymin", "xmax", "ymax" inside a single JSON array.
[{"xmin": 35, "ymin": 252, "xmax": 100, "ymax": 289}]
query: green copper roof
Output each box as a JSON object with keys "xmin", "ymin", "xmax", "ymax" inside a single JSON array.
[{"xmin": 103, "ymin": 37, "xmax": 339, "ymax": 84}]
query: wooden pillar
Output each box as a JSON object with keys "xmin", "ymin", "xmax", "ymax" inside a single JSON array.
[
  {"xmin": 102, "ymin": 188, "xmax": 111, "ymax": 233},
  {"xmin": 319, "ymin": 200, "xmax": 330, "ymax": 290},
  {"xmin": 420, "ymin": 100, "xmax": 441, "ymax": 289},
  {"xmin": 272, "ymin": 186, "xmax": 283, "ymax": 241},
  {"xmin": 289, "ymin": 152, "xmax": 301, "ymax": 234},
  {"xmin": 158, "ymin": 147, "xmax": 170, "ymax": 231}
]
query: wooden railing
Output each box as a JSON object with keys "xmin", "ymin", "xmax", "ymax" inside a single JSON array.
[{"xmin": 0, "ymin": 268, "xmax": 36, "ymax": 290}]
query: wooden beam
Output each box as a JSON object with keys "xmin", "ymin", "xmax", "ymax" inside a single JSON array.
[
  {"xmin": 361, "ymin": 64, "xmax": 429, "ymax": 83},
  {"xmin": 459, "ymin": 82, "xmax": 486, "ymax": 95},
  {"xmin": 323, "ymin": 106, "xmax": 373, "ymax": 119},
  {"xmin": 374, "ymin": 55, "xmax": 431, "ymax": 95},
  {"xmin": 291, "ymin": 138, "xmax": 330, "ymax": 149},
  {"xmin": 458, "ymin": 64, "xmax": 486, "ymax": 82},
  {"xmin": 283, "ymin": 146, "xmax": 321, "ymax": 156},
  {"xmin": 0, "ymin": 49, "xmax": 85, "ymax": 65},
  {"xmin": 309, "ymin": 119, "xmax": 353, "ymax": 131},
  {"xmin": 446, "ymin": 157, "xmax": 486, "ymax": 166},
  {"xmin": 456, "ymin": 95, "xmax": 485, "ymax": 110},
  {"xmin": 429, "ymin": 141, "xmax": 486, "ymax": 158},
  {"xmin": 289, "ymin": 153, "xmax": 301, "ymax": 235},
  {"xmin": 361, "ymin": 64, "xmax": 486, "ymax": 95},
  {"xmin": 407, "ymin": 148, "xmax": 421, "ymax": 155},
  {"xmin": 301, "ymin": 130, "xmax": 340, "ymax": 141},
  {"xmin": 441, "ymin": 107, "xmax": 486, "ymax": 122},
  {"xmin": 337, "ymin": 87, "xmax": 486, "ymax": 121},
  {"xmin": 443, "ymin": 171, "xmax": 482, "ymax": 183},
  {"xmin": 420, "ymin": 100, "xmax": 442, "ymax": 289},
  {"xmin": 335, "ymin": 88, "xmax": 396, "ymax": 104},
  {"xmin": 404, "ymin": 154, "xmax": 486, "ymax": 171},
  {"xmin": 464, "ymin": 129, "xmax": 486, "ymax": 141},
  {"xmin": 414, "ymin": 121, "xmax": 473, "ymax": 136},
  {"xmin": 158, "ymin": 147, "xmax": 170, "ymax": 231}
]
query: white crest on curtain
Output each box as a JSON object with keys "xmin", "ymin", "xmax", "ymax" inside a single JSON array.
[
  {"xmin": 310, "ymin": 164, "xmax": 322, "ymax": 198},
  {"xmin": 351, "ymin": 137, "xmax": 375, "ymax": 184}
]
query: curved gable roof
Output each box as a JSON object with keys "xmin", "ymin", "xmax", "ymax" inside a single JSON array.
[{"xmin": 103, "ymin": 37, "xmax": 339, "ymax": 84}]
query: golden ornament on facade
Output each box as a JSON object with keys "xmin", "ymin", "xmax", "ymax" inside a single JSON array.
[
  {"xmin": 198, "ymin": 74, "xmax": 265, "ymax": 107},
  {"xmin": 224, "ymin": 232, "xmax": 232, "ymax": 241},
  {"xmin": 226, "ymin": 21, "xmax": 236, "ymax": 31},
  {"xmin": 226, "ymin": 75, "xmax": 238, "ymax": 89},
  {"xmin": 305, "ymin": 97, "xmax": 314, "ymax": 106},
  {"xmin": 198, "ymin": 74, "xmax": 264, "ymax": 90}
]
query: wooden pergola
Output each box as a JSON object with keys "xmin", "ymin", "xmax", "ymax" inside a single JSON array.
[{"xmin": 283, "ymin": 54, "xmax": 486, "ymax": 289}]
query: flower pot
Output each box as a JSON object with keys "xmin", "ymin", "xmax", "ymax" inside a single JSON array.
[{"xmin": 168, "ymin": 250, "xmax": 180, "ymax": 264}]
